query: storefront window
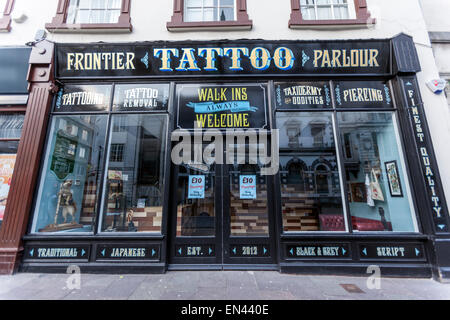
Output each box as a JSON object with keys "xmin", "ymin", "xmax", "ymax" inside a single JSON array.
[
  {"xmin": 100, "ymin": 114, "xmax": 168, "ymax": 233},
  {"xmin": 337, "ymin": 112, "xmax": 418, "ymax": 232},
  {"xmin": 31, "ymin": 115, "xmax": 108, "ymax": 233},
  {"xmin": 277, "ymin": 112, "xmax": 346, "ymax": 232},
  {"xmin": 0, "ymin": 114, "xmax": 24, "ymax": 231}
]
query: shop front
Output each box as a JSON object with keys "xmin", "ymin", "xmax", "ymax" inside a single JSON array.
[{"xmin": 17, "ymin": 34, "xmax": 450, "ymax": 278}]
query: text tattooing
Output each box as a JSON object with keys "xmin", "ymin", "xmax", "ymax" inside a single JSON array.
[{"xmin": 66, "ymin": 47, "xmax": 381, "ymax": 72}]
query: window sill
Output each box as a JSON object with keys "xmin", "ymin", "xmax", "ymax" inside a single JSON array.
[
  {"xmin": 167, "ymin": 20, "xmax": 252, "ymax": 32},
  {"xmin": 289, "ymin": 18, "xmax": 376, "ymax": 30},
  {"xmin": 45, "ymin": 22, "xmax": 132, "ymax": 33}
]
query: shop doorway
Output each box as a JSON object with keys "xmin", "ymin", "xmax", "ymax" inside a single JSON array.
[{"xmin": 168, "ymin": 149, "xmax": 277, "ymax": 268}]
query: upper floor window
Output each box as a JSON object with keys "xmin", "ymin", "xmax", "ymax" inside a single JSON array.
[
  {"xmin": 289, "ymin": 0, "xmax": 375, "ymax": 28},
  {"xmin": 46, "ymin": 0, "xmax": 132, "ymax": 33},
  {"xmin": 300, "ymin": 0, "xmax": 355, "ymax": 20},
  {"xmin": 66, "ymin": 0, "xmax": 122, "ymax": 24},
  {"xmin": 167, "ymin": 0, "xmax": 252, "ymax": 31},
  {"xmin": 184, "ymin": 0, "xmax": 235, "ymax": 22}
]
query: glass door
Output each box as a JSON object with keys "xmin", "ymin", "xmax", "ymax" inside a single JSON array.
[
  {"xmin": 169, "ymin": 146, "xmax": 277, "ymax": 266},
  {"xmin": 169, "ymin": 162, "xmax": 223, "ymax": 265}
]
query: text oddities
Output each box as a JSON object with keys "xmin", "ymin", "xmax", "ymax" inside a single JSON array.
[{"xmin": 283, "ymin": 85, "xmax": 324, "ymax": 105}]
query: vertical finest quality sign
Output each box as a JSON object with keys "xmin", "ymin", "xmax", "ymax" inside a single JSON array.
[
  {"xmin": 188, "ymin": 175, "xmax": 205, "ymax": 199},
  {"xmin": 401, "ymin": 77, "xmax": 449, "ymax": 233},
  {"xmin": 177, "ymin": 84, "xmax": 268, "ymax": 129}
]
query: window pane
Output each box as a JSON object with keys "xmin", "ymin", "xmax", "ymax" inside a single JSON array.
[
  {"xmin": 101, "ymin": 114, "xmax": 167, "ymax": 233},
  {"xmin": 31, "ymin": 115, "xmax": 108, "ymax": 233},
  {"xmin": 176, "ymin": 164, "xmax": 216, "ymax": 237},
  {"xmin": 0, "ymin": 114, "xmax": 24, "ymax": 139},
  {"xmin": 184, "ymin": 8, "xmax": 203, "ymax": 22},
  {"xmin": 219, "ymin": 7, "xmax": 234, "ymax": 21},
  {"xmin": 75, "ymin": 10, "xmax": 90, "ymax": 23},
  {"xmin": 334, "ymin": 5, "xmax": 349, "ymax": 19},
  {"xmin": 277, "ymin": 112, "xmax": 346, "ymax": 232},
  {"xmin": 229, "ymin": 161, "xmax": 269, "ymax": 236},
  {"xmin": 301, "ymin": 6, "xmax": 316, "ymax": 20},
  {"xmin": 0, "ymin": 142, "xmax": 19, "ymax": 232},
  {"xmin": 186, "ymin": 0, "xmax": 203, "ymax": 7},
  {"xmin": 337, "ymin": 112, "xmax": 417, "ymax": 232}
]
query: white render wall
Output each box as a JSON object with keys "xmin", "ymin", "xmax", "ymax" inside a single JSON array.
[{"xmin": 1, "ymin": 0, "xmax": 450, "ymax": 211}]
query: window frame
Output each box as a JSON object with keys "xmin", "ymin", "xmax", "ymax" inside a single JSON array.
[
  {"xmin": 45, "ymin": 0, "xmax": 132, "ymax": 33},
  {"xmin": 289, "ymin": 0, "xmax": 376, "ymax": 29},
  {"xmin": 167, "ymin": 0, "xmax": 252, "ymax": 31},
  {"xmin": 0, "ymin": 0, "xmax": 15, "ymax": 32},
  {"xmin": 274, "ymin": 80, "xmax": 421, "ymax": 235}
]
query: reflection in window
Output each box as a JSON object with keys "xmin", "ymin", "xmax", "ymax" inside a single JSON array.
[
  {"xmin": 0, "ymin": 114, "xmax": 23, "ymax": 231},
  {"xmin": 31, "ymin": 115, "xmax": 107, "ymax": 233},
  {"xmin": 337, "ymin": 112, "xmax": 417, "ymax": 232},
  {"xmin": 300, "ymin": 0, "xmax": 352, "ymax": 20},
  {"xmin": 101, "ymin": 114, "xmax": 167, "ymax": 233},
  {"xmin": 229, "ymin": 162, "xmax": 269, "ymax": 236},
  {"xmin": 67, "ymin": 0, "xmax": 122, "ymax": 24},
  {"xmin": 277, "ymin": 112, "xmax": 346, "ymax": 232},
  {"xmin": 176, "ymin": 164, "xmax": 216, "ymax": 237},
  {"xmin": 184, "ymin": 0, "xmax": 236, "ymax": 22}
]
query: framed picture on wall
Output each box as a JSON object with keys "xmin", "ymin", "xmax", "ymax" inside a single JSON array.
[{"xmin": 385, "ymin": 161, "xmax": 403, "ymax": 197}]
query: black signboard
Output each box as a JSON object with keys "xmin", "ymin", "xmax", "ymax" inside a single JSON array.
[
  {"xmin": 176, "ymin": 83, "xmax": 268, "ymax": 130},
  {"xmin": 112, "ymin": 83, "xmax": 170, "ymax": 112},
  {"xmin": 229, "ymin": 244, "xmax": 270, "ymax": 257},
  {"xmin": 56, "ymin": 40, "xmax": 391, "ymax": 79},
  {"xmin": 334, "ymin": 81, "xmax": 392, "ymax": 108},
  {"xmin": 358, "ymin": 243, "xmax": 425, "ymax": 261},
  {"xmin": 54, "ymin": 84, "xmax": 112, "ymax": 113},
  {"xmin": 286, "ymin": 243, "xmax": 350, "ymax": 259},
  {"xmin": 24, "ymin": 245, "xmax": 90, "ymax": 260},
  {"xmin": 275, "ymin": 82, "xmax": 331, "ymax": 109},
  {"xmin": 175, "ymin": 245, "xmax": 215, "ymax": 257},
  {"xmin": 96, "ymin": 244, "xmax": 160, "ymax": 260},
  {"xmin": 400, "ymin": 77, "xmax": 450, "ymax": 233}
]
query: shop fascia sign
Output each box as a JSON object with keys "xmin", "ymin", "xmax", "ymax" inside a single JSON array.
[{"xmin": 57, "ymin": 40, "xmax": 391, "ymax": 77}]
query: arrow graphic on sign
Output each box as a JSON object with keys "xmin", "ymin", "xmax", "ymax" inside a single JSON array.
[
  {"xmin": 362, "ymin": 248, "xmax": 367, "ymax": 256},
  {"xmin": 438, "ymin": 224, "xmax": 445, "ymax": 230},
  {"xmin": 29, "ymin": 249, "xmax": 34, "ymax": 257},
  {"xmin": 209, "ymin": 248, "xmax": 213, "ymax": 255},
  {"xmin": 289, "ymin": 248, "xmax": 294, "ymax": 256},
  {"xmin": 101, "ymin": 249, "xmax": 106, "ymax": 256},
  {"xmin": 81, "ymin": 249, "xmax": 86, "ymax": 256},
  {"xmin": 178, "ymin": 248, "xmax": 182, "ymax": 255},
  {"xmin": 152, "ymin": 249, "xmax": 156, "ymax": 257},
  {"xmin": 232, "ymin": 247, "xmax": 237, "ymax": 255},
  {"xmin": 342, "ymin": 248, "xmax": 346, "ymax": 255},
  {"xmin": 263, "ymin": 247, "xmax": 267, "ymax": 255},
  {"xmin": 415, "ymin": 248, "xmax": 420, "ymax": 256}
]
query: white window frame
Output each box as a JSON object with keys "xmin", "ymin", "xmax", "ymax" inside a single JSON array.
[
  {"xmin": 67, "ymin": 0, "xmax": 122, "ymax": 24},
  {"xmin": 300, "ymin": 0, "xmax": 356, "ymax": 20},
  {"xmin": 184, "ymin": 0, "xmax": 237, "ymax": 22}
]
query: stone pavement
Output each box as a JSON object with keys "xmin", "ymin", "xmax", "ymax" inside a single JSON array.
[{"xmin": 0, "ymin": 271, "xmax": 450, "ymax": 300}]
